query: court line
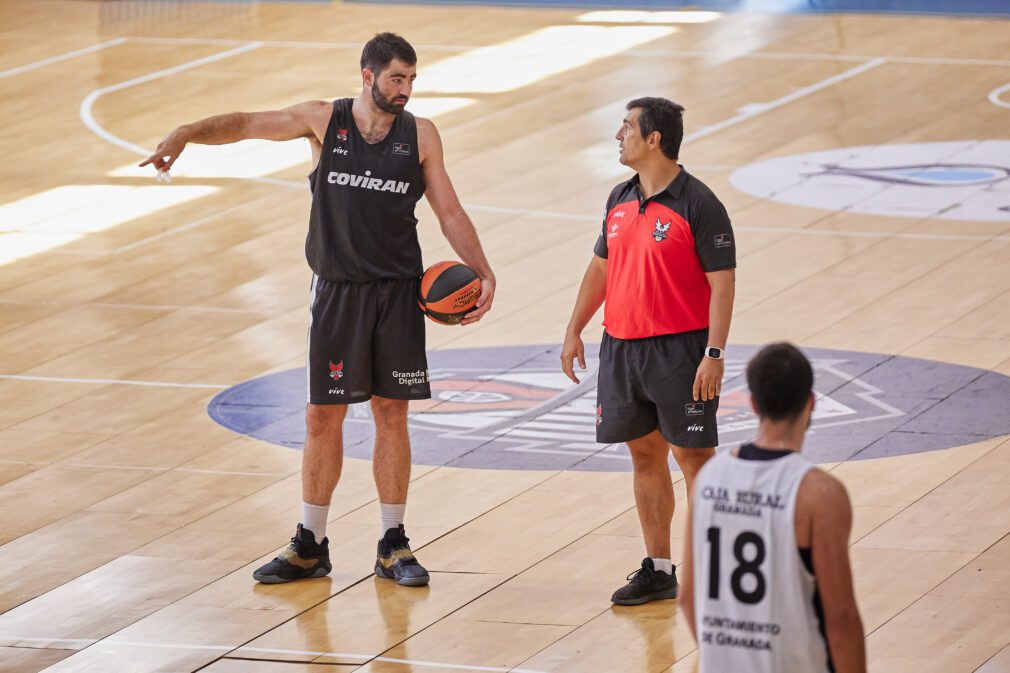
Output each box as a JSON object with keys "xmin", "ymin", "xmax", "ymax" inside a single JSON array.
[
  {"xmin": 120, "ymin": 35, "xmax": 1010, "ymax": 67},
  {"xmin": 464, "ymin": 206, "xmax": 1010, "ymax": 242},
  {"xmin": 989, "ymin": 82, "xmax": 1010, "ymax": 109},
  {"xmin": 0, "ymin": 298, "xmax": 272, "ymax": 315},
  {"xmin": 0, "ymin": 637, "xmax": 550, "ymax": 672},
  {"xmin": 79, "ymin": 42, "xmax": 264, "ymax": 157},
  {"xmin": 77, "ymin": 41, "xmax": 1010, "ymax": 246},
  {"xmin": 111, "ymin": 191, "xmax": 278, "ymax": 254},
  {"xmin": 0, "ymin": 38, "xmax": 127, "ymax": 79},
  {"xmin": 682, "ymin": 58, "xmax": 887, "ymax": 145},
  {"xmin": 0, "ymin": 460, "xmax": 289, "ymax": 478},
  {"xmin": 0, "ymin": 374, "xmax": 229, "ymax": 389}
]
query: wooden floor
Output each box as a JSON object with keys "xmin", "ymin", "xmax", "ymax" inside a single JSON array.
[{"xmin": 1, "ymin": 1, "xmax": 1009, "ymax": 671}]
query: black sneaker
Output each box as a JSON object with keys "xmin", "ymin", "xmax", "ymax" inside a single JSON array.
[
  {"xmin": 253, "ymin": 524, "xmax": 332, "ymax": 584},
  {"xmin": 374, "ymin": 524, "xmax": 430, "ymax": 587},
  {"xmin": 611, "ymin": 558, "xmax": 678, "ymax": 606}
]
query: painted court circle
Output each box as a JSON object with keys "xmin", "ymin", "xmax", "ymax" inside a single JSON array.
[{"xmin": 208, "ymin": 344, "xmax": 1010, "ymax": 472}]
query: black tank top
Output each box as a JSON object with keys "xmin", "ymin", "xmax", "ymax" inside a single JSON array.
[{"xmin": 306, "ymin": 98, "xmax": 426, "ymax": 282}]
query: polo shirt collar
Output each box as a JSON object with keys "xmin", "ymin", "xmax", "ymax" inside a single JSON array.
[{"xmin": 629, "ymin": 166, "xmax": 689, "ymax": 200}]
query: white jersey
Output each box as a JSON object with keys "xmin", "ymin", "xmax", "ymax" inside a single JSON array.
[{"xmin": 691, "ymin": 449, "xmax": 830, "ymax": 673}]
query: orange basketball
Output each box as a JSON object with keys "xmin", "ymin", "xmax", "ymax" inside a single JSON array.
[{"xmin": 418, "ymin": 261, "xmax": 481, "ymax": 325}]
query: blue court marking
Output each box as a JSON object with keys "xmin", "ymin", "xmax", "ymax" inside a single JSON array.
[
  {"xmin": 208, "ymin": 344, "xmax": 1010, "ymax": 473},
  {"xmin": 346, "ymin": 0, "xmax": 1010, "ymax": 17}
]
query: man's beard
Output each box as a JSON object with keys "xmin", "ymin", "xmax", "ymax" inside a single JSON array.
[{"xmin": 372, "ymin": 86, "xmax": 408, "ymax": 115}]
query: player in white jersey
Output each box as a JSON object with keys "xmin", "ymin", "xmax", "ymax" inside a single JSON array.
[{"xmin": 680, "ymin": 343, "xmax": 865, "ymax": 673}]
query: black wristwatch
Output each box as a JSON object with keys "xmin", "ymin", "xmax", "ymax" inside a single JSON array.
[{"xmin": 704, "ymin": 346, "xmax": 725, "ymax": 360}]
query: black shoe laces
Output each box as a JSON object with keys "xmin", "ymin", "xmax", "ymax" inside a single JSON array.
[
  {"xmin": 627, "ymin": 562, "xmax": 656, "ymax": 585},
  {"xmin": 387, "ymin": 532, "xmax": 419, "ymax": 566}
]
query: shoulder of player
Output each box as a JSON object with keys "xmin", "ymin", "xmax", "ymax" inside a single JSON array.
[
  {"xmin": 605, "ymin": 178, "xmax": 636, "ymax": 209},
  {"xmin": 295, "ymin": 99, "xmax": 334, "ymax": 119},
  {"xmin": 293, "ymin": 100, "xmax": 334, "ymax": 142},
  {"xmin": 415, "ymin": 116, "xmax": 439, "ymax": 138},
  {"xmin": 680, "ymin": 171, "xmax": 724, "ymax": 207},
  {"xmin": 798, "ymin": 468, "xmax": 852, "ymax": 517}
]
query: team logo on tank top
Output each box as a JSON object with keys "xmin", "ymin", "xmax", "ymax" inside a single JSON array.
[
  {"xmin": 326, "ymin": 170, "xmax": 410, "ymax": 194},
  {"xmin": 337, "ymin": 128, "xmax": 348, "ymax": 142}
]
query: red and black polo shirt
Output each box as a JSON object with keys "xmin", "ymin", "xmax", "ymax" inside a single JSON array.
[{"xmin": 593, "ymin": 169, "xmax": 736, "ymax": 340}]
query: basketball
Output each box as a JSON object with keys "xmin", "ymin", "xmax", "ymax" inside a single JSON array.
[{"xmin": 418, "ymin": 260, "xmax": 482, "ymax": 325}]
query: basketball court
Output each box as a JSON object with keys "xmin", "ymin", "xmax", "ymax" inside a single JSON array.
[{"xmin": 1, "ymin": 0, "xmax": 1008, "ymax": 671}]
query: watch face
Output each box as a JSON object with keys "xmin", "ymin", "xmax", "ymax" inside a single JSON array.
[{"xmin": 707, "ymin": 348, "xmax": 723, "ymax": 358}]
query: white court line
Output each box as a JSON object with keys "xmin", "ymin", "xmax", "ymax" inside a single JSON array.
[
  {"xmin": 0, "ymin": 460, "xmax": 289, "ymax": 478},
  {"xmin": 683, "ymin": 58, "xmax": 887, "ymax": 145},
  {"xmin": 989, "ymin": 82, "xmax": 1010, "ymax": 109},
  {"xmin": 457, "ymin": 205, "xmax": 1010, "ymax": 242},
  {"xmin": 0, "ymin": 38, "xmax": 127, "ymax": 79},
  {"xmin": 111, "ymin": 192, "xmax": 277, "ymax": 254},
  {"xmin": 0, "ymin": 299, "xmax": 272, "ymax": 315},
  {"xmin": 0, "ymin": 374, "xmax": 229, "ymax": 389},
  {"xmin": 121, "ymin": 35, "xmax": 1010, "ymax": 67},
  {"xmin": 0, "ymin": 637, "xmax": 550, "ymax": 673},
  {"xmin": 79, "ymin": 42, "xmax": 264, "ymax": 157},
  {"xmin": 76, "ymin": 39, "xmax": 1008, "ymax": 252}
]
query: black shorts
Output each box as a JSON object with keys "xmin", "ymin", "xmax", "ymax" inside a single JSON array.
[
  {"xmin": 596, "ymin": 329, "xmax": 719, "ymax": 448},
  {"xmin": 307, "ymin": 276, "xmax": 430, "ymax": 405}
]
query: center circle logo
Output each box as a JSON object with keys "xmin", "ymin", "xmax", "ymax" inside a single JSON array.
[
  {"xmin": 208, "ymin": 344, "xmax": 1010, "ymax": 472},
  {"xmin": 729, "ymin": 140, "xmax": 1010, "ymax": 222}
]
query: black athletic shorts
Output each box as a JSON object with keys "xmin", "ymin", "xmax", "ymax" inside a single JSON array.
[
  {"xmin": 596, "ymin": 329, "xmax": 719, "ymax": 448},
  {"xmin": 307, "ymin": 275, "xmax": 430, "ymax": 405}
]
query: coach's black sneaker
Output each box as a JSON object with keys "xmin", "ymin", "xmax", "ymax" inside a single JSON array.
[
  {"xmin": 611, "ymin": 558, "xmax": 679, "ymax": 606},
  {"xmin": 374, "ymin": 524, "xmax": 430, "ymax": 587},
  {"xmin": 253, "ymin": 524, "xmax": 331, "ymax": 584}
]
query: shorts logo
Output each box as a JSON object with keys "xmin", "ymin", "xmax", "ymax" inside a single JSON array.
[
  {"xmin": 393, "ymin": 369, "xmax": 428, "ymax": 386},
  {"xmin": 596, "ymin": 404, "xmax": 603, "ymax": 426},
  {"xmin": 714, "ymin": 233, "xmax": 733, "ymax": 248},
  {"xmin": 653, "ymin": 218, "xmax": 671, "ymax": 242},
  {"xmin": 688, "ymin": 424, "xmax": 704, "ymax": 432},
  {"xmin": 337, "ymin": 128, "xmax": 348, "ymax": 142},
  {"xmin": 329, "ymin": 360, "xmax": 344, "ymax": 380},
  {"xmin": 393, "ymin": 143, "xmax": 411, "ymax": 156},
  {"xmin": 685, "ymin": 402, "xmax": 705, "ymax": 416}
]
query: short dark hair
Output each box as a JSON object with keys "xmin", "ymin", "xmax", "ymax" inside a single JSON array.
[
  {"xmin": 627, "ymin": 97, "xmax": 685, "ymax": 160},
  {"xmin": 360, "ymin": 32, "xmax": 416, "ymax": 75},
  {"xmin": 746, "ymin": 343, "xmax": 814, "ymax": 422}
]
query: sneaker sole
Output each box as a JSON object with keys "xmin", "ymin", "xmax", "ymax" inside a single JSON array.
[
  {"xmin": 611, "ymin": 586, "xmax": 679, "ymax": 606},
  {"xmin": 253, "ymin": 567, "xmax": 330, "ymax": 584},
  {"xmin": 374, "ymin": 563, "xmax": 430, "ymax": 587}
]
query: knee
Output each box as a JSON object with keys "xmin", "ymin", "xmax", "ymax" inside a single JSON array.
[
  {"xmin": 627, "ymin": 442, "xmax": 670, "ymax": 472},
  {"xmin": 305, "ymin": 404, "xmax": 346, "ymax": 436},
  {"xmin": 673, "ymin": 447, "xmax": 714, "ymax": 478},
  {"xmin": 371, "ymin": 397, "xmax": 408, "ymax": 428}
]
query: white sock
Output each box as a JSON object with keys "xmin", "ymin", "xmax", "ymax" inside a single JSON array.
[
  {"xmin": 300, "ymin": 502, "xmax": 329, "ymax": 541},
  {"xmin": 380, "ymin": 502, "xmax": 406, "ymax": 535},
  {"xmin": 652, "ymin": 558, "xmax": 673, "ymax": 575}
]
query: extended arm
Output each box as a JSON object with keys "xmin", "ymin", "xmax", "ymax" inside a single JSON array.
[{"xmin": 139, "ymin": 100, "xmax": 331, "ymax": 172}]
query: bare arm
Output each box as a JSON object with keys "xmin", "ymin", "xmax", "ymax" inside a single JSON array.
[
  {"xmin": 139, "ymin": 100, "xmax": 331, "ymax": 172},
  {"xmin": 417, "ymin": 117, "xmax": 495, "ymax": 326},
  {"xmin": 560, "ymin": 256, "xmax": 607, "ymax": 384},
  {"xmin": 693, "ymin": 268, "xmax": 735, "ymax": 402},
  {"xmin": 802, "ymin": 471, "xmax": 866, "ymax": 673},
  {"xmin": 680, "ymin": 487, "xmax": 698, "ymax": 643}
]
